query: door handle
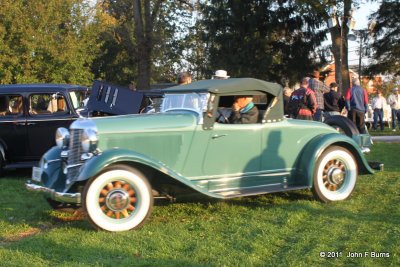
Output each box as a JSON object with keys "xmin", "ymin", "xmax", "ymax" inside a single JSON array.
[
  {"xmin": 212, "ymin": 134, "xmax": 227, "ymax": 139},
  {"xmin": 26, "ymin": 122, "xmax": 36, "ymax": 125},
  {"xmin": 14, "ymin": 122, "xmax": 26, "ymax": 126}
]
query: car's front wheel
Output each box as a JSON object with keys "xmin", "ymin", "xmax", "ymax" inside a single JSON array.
[
  {"xmin": 312, "ymin": 146, "xmax": 358, "ymax": 202},
  {"xmin": 82, "ymin": 165, "xmax": 153, "ymax": 231}
]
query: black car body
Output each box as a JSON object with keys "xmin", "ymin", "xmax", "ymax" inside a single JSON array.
[
  {"xmin": 0, "ymin": 82, "xmax": 163, "ymax": 175},
  {"xmin": 0, "ymin": 84, "xmax": 90, "ymax": 174}
]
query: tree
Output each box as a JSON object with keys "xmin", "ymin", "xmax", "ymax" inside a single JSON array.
[
  {"xmin": 192, "ymin": 0, "xmax": 328, "ymax": 85},
  {"xmin": 367, "ymin": 0, "xmax": 400, "ymax": 76},
  {"xmin": 0, "ymin": 0, "xmax": 102, "ymax": 85},
  {"xmin": 94, "ymin": 0, "xmax": 192, "ymax": 88},
  {"xmin": 298, "ymin": 0, "xmax": 359, "ymax": 94}
]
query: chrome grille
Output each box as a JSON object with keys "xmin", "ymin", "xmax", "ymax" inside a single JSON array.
[{"xmin": 67, "ymin": 129, "xmax": 83, "ymax": 181}]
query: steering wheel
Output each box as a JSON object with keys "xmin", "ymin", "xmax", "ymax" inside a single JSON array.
[{"xmin": 217, "ymin": 108, "xmax": 230, "ymax": 123}]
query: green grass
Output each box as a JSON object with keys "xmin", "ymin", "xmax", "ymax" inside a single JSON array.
[
  {"xmin": 0, "ymin": 143, "xmax": 399, "ymax": 266},
  {"xmin": 367, "ymin": 125, "xmax": 400, "ymax": 136}
]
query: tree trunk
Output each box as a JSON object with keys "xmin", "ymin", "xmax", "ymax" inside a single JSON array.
[
  {"xmin": 133, "ymin": 0, "xmax": 151, "ymax": 90},
  {"xmin": 341, "ymin": 0, "xmax": 352, "ymax": 94},
  {"xmin": 328, "ymin": 0, "xmax": 352, "ymax": 95}
]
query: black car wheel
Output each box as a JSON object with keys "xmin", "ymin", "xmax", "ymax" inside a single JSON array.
[
  {"xmin": 0, "ymin": 155, "xmax": 3, "ymax": 177},
  {"xmin": 325, "ymin": 115, "xmax": 359, "ymax": 137}
]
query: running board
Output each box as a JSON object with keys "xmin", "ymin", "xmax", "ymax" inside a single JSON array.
[
  {"xmin": 212, "ymin": 184, "xmax": 310, "ymax": 198},
  {"xmin": 4, "ymin": 161, "xmax": 38, "ymax": 169}
]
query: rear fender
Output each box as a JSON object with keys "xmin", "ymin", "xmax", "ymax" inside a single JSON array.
[{"xmin": 297, "ymin": 133, "xmax": 374, "ymax": 187}]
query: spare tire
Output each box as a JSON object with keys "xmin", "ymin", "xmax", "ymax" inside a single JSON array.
[{"xmin": 324, "ymin": 115, "xmax": 359, "ymax": 138}]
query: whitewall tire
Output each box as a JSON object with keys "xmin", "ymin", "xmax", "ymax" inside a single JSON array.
[
  {"xmin": 83, "ymin": 165, "xmax": 153, "ymax": 232},
  {"xmin": 312, "ymin": 146, "xmax": 358, "ymax": 202}
]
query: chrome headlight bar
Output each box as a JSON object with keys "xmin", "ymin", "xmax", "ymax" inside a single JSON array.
[
  {"xmin": 55, "ymin": 127, "xmax": 70, "ymax": 149},
  {"xmin": 81, "ymin": 128, "xmax": 98, "ymax": 153}
]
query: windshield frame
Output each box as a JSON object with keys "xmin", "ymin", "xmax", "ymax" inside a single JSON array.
[{"xmin": 161, "ymin": 92, "xmax": 209, "ymax": 123}]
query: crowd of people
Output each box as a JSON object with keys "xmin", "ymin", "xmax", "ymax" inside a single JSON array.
[
  {"xmin": 173, "ymin": 69, "xmax": 399, "ymax": 131},
  {"xmin": 285, "ymin": 72, "xmax": 399, "ymax": 134}
]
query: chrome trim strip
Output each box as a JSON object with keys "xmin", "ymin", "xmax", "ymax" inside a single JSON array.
[
  {"xmin": 47, "ymin": 159, "xmax": 61, "ymax": 164},
  {"xmin": 209, "ymin": 183, "xmax": 282, "ymax": 193},
  {"xmin": 66, "ymin": 163, "xmax": 84, "ymax": 169},
  {"xmin": 189, "ymin": 169, "xmax": 292, "ymax": 181},
  {"xmin": 25, "ymin": 181, "xmax": 81, "ymax": 204},
  {"xmin": 26, "ymin": 118, "xmax": 74, "ymax": 121}
]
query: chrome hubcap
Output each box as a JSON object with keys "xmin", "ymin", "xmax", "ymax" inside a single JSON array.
[
  {"xmin": 98, "ymin": 181, "xmax": 137, "ymax": 219},
  {"xmin": 323, "ymin": 159, "xmax": 346, "ymax": 191},
  {"xmin": 106, "ymin": 190, "xmax": 130, "ymax": 211},
  {"xmin": 327, "ymin": 167, "xmax": 344, "ymax": 185}
]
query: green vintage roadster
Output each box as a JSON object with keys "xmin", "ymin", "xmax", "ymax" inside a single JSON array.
[{"xmin": 26, "ymin": 78, "xmax": 376, "ymax": 231}]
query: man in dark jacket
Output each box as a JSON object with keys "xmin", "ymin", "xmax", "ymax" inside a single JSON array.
[
  {"xmin": 229, "ymin": 96, "xmax": 259, "ymax": 124},
  {"xmin": 345, "ymin": 78, "xmax": 369, "ymax": 133},
  {"xmin": 324, "ymin": 82, "xmax": 345, "ymax": 118},
  {"xmin": 289, "ymin": 77, "xmax": 317, "ymax": 120}
]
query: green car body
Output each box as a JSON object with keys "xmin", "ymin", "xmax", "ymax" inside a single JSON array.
[{"xmin": 26, "ymin": 78, "xmax": 375, "ymax": 231}]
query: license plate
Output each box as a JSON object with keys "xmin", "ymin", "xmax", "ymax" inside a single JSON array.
[{"xmin": 32, "ymin": 167, "xmax": 42, "ymax": 182}]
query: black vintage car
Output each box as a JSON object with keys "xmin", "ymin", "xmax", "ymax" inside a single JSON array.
[
  {"xmin": 0, "ymin": 82, "xmax": 163, "ymax": 175},
  {"xmin": 0, "ymin": 84, "xmax": 90, "ymax": 175}
]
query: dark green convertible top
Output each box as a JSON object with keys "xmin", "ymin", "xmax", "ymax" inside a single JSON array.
[{"xmin": 163, "ymin": 78, "xmax": 282, "ymax": 96}]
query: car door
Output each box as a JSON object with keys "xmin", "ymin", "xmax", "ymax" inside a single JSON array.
[
  {"xmin": 0, "ymin": 93, "xmax": 27, "ymax": 161},
  {"xmin": 26, "ymin": 92, "xmax": 77, "ymax": 159},
  {"xmin": 200, "ymin": 123, "xmax": 262, "ymax": 190}
]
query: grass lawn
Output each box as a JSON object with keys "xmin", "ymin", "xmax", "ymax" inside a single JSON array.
[
  {"xmin": 367, "ymin": 124, "xmax": 400, "ymax": 136},
  {"xmin": 0, "ymin": 142, "xmax": 399, "ymax": 266}
]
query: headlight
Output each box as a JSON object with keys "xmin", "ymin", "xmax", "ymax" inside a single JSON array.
[
  {"xmin": 81, "ymin": 128, "xmax": 98, "ymax": 152},
  {"xmin": 55, "ymin": 128, "xmax": 70, "ymax": 148}
]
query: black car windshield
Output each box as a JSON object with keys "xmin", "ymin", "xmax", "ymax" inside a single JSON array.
[{"xmin": 69, "ymin": 90, "xmax": 90, "ymax": 109}]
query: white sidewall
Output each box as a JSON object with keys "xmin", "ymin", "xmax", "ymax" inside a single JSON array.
[
  {"xmin": 316, "ymin": 149, "xmax": 357, "ymax": 201},
  {"xmin": 85, "ymin": 169, "xmax": 151, "ymax": 232}
]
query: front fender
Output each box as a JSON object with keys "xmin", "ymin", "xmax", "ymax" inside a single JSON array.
[
  {"xmin": 297, "ymin": 133, "xmax": 374, "ymax": 187},
  {"xmin": 37, "ymin": 146, "xmax": 67, "ymax": 192},
  {"xmin": 75, "ymin": 148, "xmax": 223, "ymax": 198},
  {"xmin": 77, "ymin": 149, "xmax": 173, "ymax": 182}
]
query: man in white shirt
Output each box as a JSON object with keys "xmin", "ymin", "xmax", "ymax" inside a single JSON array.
[
  {"xmin": 387, "ymin": 87, "xmax": 400, "ymax": 131},
  {"xmin": 371, "ymin": 90, "xmax": 387, "ymax": 131}
]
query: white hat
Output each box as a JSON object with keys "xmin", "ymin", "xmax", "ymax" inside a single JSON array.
[
  {"xmin": 212, "ymin": 70, "xmax": 230, "ymax": 79},
  {"xmin": 393, "ymin": 87, "xmax": 399, "ymax": 92}
]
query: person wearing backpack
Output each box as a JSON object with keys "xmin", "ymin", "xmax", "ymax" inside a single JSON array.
[{"xmin": 288, "ymin": 78, "xmax": 317, "ymax": 120}]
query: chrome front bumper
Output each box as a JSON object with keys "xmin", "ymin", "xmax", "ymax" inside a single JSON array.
[{"xmin": 25, "ymin": 181, "xmax": 81, "ymax": 204}]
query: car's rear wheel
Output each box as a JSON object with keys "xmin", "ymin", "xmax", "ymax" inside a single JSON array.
[
  {"xmin": 324, "ymin": 115, "xmax": 359, "ymax": 137},
  {"xmin": 312, "ymin": 146, "xmax": 358, "ymax": 202},
  {"xmin": 82, "ymin": 165, "xmax": 153, "ymax": 231},
  {"xmin": 0, "ymin": 155, "xmax": 3, "ymax": 177}
]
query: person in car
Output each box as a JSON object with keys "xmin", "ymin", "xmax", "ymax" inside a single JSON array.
[{"xmin": 229, "ymin": 96, "xmax": 259, "ymax": 124}]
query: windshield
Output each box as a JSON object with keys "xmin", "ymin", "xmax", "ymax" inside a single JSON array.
[
  {"xmin": 161, "ymin": 93, "xmax": 209, "ymax": 114},
  {"xmin": 69, "ymin": 89, "xmax": 90, "ymax": 110}
]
